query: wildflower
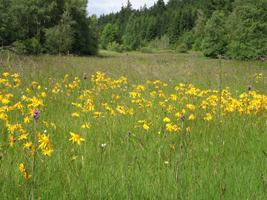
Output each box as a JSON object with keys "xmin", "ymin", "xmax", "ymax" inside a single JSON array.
[
  {"xmin": 23, "ymin": 116, "xmax": 31, "ymax": 123},
  {"xmin": 33, "ymin": 110, "xmax": 40, "ymax": 119},
  {"xmin": 42, "ymin": 148, "xmax": 53, "ymax": 156},
  {"xmin": 169, "ymin": 144, "xmax": 175, "ymax": 149},
  {"xmin": 69, "ymin": 132, "xmax": 85, "ymax": 145},
  {"xmin": 143, "ymin": 124, "xmax": 150, "ymax": 130},
  {"xmin": 186, "ymin": 127, "xmax": 192, "ymax": 132},
  {"xmin": 24, "ymin": 172, "xmax": 32, "ymax": 179},
  {"xmin": 51, "ymin": 122, "xmax": 56, "ymax": 129},
  {"xmin": 248, "ymin": 85, "xmax": 251, "ymax": 91},
  {"xmin": 83, "ymin": 73, "xmax": 88, "ymax": 80},
  {"xmin": 71, "ymin": 112, "xmax": 80, "ymax": 117},
  {"xmin": 38, "ymin": 134, "xmax": 52, "ymax": 150},
  {"xmin": 163, "ymin": 117, "xmax": 171, "ymax": 123},
  {"xmin": 81, "ymin": 122, "xmax": 91, "ymax": 128},
  {"xmin": 41, "ymin": 92, "xmax": 47, "ymax": 97},
  {"xmin": 18, "ymin": 133, "xmax": 29, "ymax": 140},
  {"xmin": 19, "ymin": 163, "xmax": 26, "ymax": 173},
  {"xmin": 260, "ymin": 57, "xmax": 264, "ymax": 62},
  {"xmin": 8, "ymin": 134, "xmax": 15, "ymax": 147},
  {"xmin": 43, "ymin": 120, "xmax": 49, "ymax": 127},
  {"xmin": 71, "ymin": 156, "xmax": 75, "ymax": 161},
  {"xmin": 2, "ymin": 72, "xmax": 9, "ymax": 76},
  {"xmin": 23, "ymin": 141, "xmax": 33, "ymax": 149},
  {"xmin": 180, "ymin": 115, "xmax": 185, "ymax": 122},
  {"xmin": 101, "ymin": 143, "xmax": 106, "ymax": 148},
  {"xmin": 165, "ymin": 161, "xmax": 169, "ymax": 164},
  {"xmin": 188, "ymin": 114, "xmax": 195, "ymax": 120}
]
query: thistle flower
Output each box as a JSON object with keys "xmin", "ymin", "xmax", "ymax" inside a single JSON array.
[
  {"xmin": 33, "ymin": 110, "xmax": 40, "ymax": 119},
  {"xmin": 83, "ymin": 73, "xmax": 88, "ymax": 80},
  {"xmin": 180, "ymin": 114, "xmax": 185, "ymax": 122},
  {"xmin": 260, "ymin": 57, "xmax": 264, "ymax": 62},
  {"xmin": 248, "ymin": 85, "xmax": 251, "ymax": 91}
]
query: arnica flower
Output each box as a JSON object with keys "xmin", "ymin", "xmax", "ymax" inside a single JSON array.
[
  {"xmin": 248, "ymin": 85, "xmax": 252, "ymax": 91},
  {"xmin": 83, "ymin": 73, "xmax": 88, "ymax": 80},
  {"xmin": 24, "ymin": 172, "xmax": 32, "ymax": 179},
  {"xmin": 19, "ymin": 163, "xmax": 26, "ymax": 173},
  {"xmin": 69, "ymin": 132, "xmax": 85, "ymax": 145}
]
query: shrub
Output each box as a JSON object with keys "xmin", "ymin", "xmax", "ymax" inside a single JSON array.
[
  {"xmin": 107, "ymin": 41, "xmax": 124, "ymax": 53},
  {"xmin": 13, "ymin": 37, "xmax": 41, "ymax": 55},
  {"xmin": 139, "ymin": 47, "xmax": 154, "ymax": 53},
  {"xmin": 176, "ymin": 43, "xmax": 188, "ymax": 53}
]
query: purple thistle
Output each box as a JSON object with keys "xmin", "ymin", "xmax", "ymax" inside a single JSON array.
[
  {"xmin": 33, "ymin": 110, "xmax": 40, "ymax": 114},
  {"xmin": 248, "ymin": 85, "xmax": 251, "ymax": 91},
  {"xmin": 180, "ymin": 114, "xmax": 185, "ymax": 122},
  {"xmin": 83, "ymin": 73, "xmax": 88, "ymax": 80},
  {"xmin": 260, "ymin": 57, "xmax": 264, "ymax": 62},
  {"xmin": 33, "ymin": 110, "xmax": 40, "ymax": 119}
]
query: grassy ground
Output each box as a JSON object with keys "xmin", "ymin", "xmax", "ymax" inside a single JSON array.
[{"xmin": 0, "ymin": 50, "xmax": 267, "ymax": 199}]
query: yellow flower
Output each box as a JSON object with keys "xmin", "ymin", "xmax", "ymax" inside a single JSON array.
[
  {"xmin": 175, "ymin": 112, "xmax": 181, "ymax": 118},
  {"xmin": 69, "ymin": 132, "xmax": 85, "ymax": 145},
  {"xmin": 51, "ymin": 123, "xmax": 56, "ymax": 129},
  {"xmin": 41, "ymin": 92, "xmax": 47, "ymax": 97},
  {"xmin": 43, "ymin": 120, "xmax": 49, "ymax": 127},
  {"xmin": 143, "ymin": 124, "xmax": 150, "ymax": 130},
  {"xmin": 94, "ymin": 112, "xmax": 102, "ymax": 119},
  {"xmin": 165, "ymin": 161, "xmax": 169, "ymax": 164},
  {"xmin": 23, "ymin": 116, "xmax": 31, "ymax": 123},
  {"xmin": 24, "ymin": 172, "xmax": 32, "ymax": 179},
  {"xmin": 169, "ymin": 144, "xmax": 175, "ymax": 149},
  {"xmin": 188, "ymin": 114, "xmax": 195, "ymax": 120},
  {"xmin": 71, "ymin": 112, "xmax": 80, "ymax": 117},
  {"xmin": 11, "ymin": 73, "xmax": 20, "ymax": 77},
  {"xmin": 2, "ymin": 98, "xmax": 10, "ymax": 104},
  {"xmin": 186, "ymin": 127, "xmax": 192, "ymax": 132},
  {"xmin": 18, "ymin": 133, "xmax": 29, "ymax": 140},
  {"xmin": 38, "ymin": 133, "xmax": 52, "ymax": 150},
  {"xmin": 81, "ymin": 122, "xmax": 91, "ymax": 128},
  {"xmin": 23, "ymin": 141, "xmax": 33, "ymax": 149},
  {"xmin": 8, "ymin": 134, "xmax": 15, "ymax": 147},
  {"xmin": 42, "ymin": 148, "xmax": 53, "ymax": 156},
  {"xmin": 186, "ymin": 104, "xmax": 196, "ymax": 111},
  {"xmin": 204, "ymin": 113, "xmax": 213, "ymax": 121},
  {"xmin": 2, "ymin": 72, "xmax": 9, "ymax": 76},
  {"xmin": 163, "ymin": 117, "xmax": 171, "ymax": 123},
  {"xmin": 19, "ymin": 163, "xmax": 26, "ymax": 173}
]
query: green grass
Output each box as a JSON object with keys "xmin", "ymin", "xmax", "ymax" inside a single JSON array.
[{"xmin": 0, "ymin": 50, "xmax": 267, "ymax": 199}]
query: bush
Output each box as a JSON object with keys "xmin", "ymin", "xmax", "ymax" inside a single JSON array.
[
  {"xmin": 13, "ymin": 37, "xmax": 41, "ymax": 55},
  {"xmin": 107, "ymin": 41, "xmax": 124, "ymax": 53},
  {"xmin": 176, "ymin": 43, "xmax": 188, "ymax": 53},
  {"xmin": 139, "ymin": 47, "xmax": 154, "ymax": 53}
]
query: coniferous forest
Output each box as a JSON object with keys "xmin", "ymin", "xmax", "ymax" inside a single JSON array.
[{"xmin": 1, "ymin": 0, "xmax": 267, "ymax": 59}]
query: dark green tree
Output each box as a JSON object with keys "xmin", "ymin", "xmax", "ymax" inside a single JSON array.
[{"xmin": 45, "ymin": 10, "xmax": 74, "ymax": 54}]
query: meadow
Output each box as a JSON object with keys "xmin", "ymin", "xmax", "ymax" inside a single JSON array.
[{"xmin": 0, "ymin": 50, "xmax": 267, "ymax": 199}]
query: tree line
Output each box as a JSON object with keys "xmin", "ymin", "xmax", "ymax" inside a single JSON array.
[
  {"xmin": 97, "ymin": 0, "xmax": 267, "ymax": 59},
  {"xmin": 0, "ymin": 0, "xmax": 98, "ymax": 55},
  {"xmin": 1, "ymin": 0, "xmax": 266, "ymax": 59}
]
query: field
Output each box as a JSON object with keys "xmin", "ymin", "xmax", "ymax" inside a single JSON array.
[{"xmin": 0, "ymin": 50, "xmax": 267, "ymax": 199}]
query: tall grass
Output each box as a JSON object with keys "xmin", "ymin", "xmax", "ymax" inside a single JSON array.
[{"xmin": 0, "ymin": 50, "xmax": 267, "ymax": 199}]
